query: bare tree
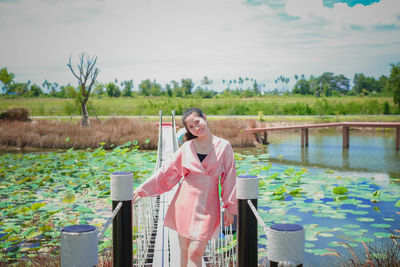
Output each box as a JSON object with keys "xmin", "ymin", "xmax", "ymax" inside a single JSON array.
[{"xmin": 67, "ymin": 53, "xmax": 100, "ymax": 126}]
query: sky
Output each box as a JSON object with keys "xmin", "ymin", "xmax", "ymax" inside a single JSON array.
[{"xmin": 0, "ymin": 0, "xmax": 399, "ymax": 91}]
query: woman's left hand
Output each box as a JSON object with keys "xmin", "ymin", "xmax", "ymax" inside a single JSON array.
[
  {"xmin": 224, "ymin": 210, "xmax": 234, "ymax": 226},
  {"xmin": 133, "ymin": 190, "xmax": 140, "ymax": 202}
]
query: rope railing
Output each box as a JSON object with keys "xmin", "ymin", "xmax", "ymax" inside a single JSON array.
[
  {"xmin": 236, "ymin": 175, "xmax": 305, "ymax": 267},
  {"xmin": 205, "ymin": 211, "xmax": 237, "ymax": 266},
  {"xmin": 171, "ymin": 110, "xmax": 178, "ymax": 152},
  {"xmin": 155, "ymin": 110, "xmax": 163, "ymax": 170},
  {"xmin": 97, "ymin": 201, "xmax": 123, "ymax": 240},
  {"xmin": 133, "ymin": 197, "xmax": 160, "ymax": 265},
  {"xmin": 246, "ymin": 199, "xmax": 269, "ymax": 236},
  {"xmin": 132, "ymin": 110, "xmax": 164, "ymax": 266}
]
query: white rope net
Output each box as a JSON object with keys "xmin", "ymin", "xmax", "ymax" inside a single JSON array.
[
  {"xmin": 204, "ymin": 209, "xmax": 237, "ymax": 267},
  {"xmin": 133, "ymin": 196, "xmax": 159, "ymax": 266}
]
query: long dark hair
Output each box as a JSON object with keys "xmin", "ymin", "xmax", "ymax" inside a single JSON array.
[{"xmin": 182, "ymin": 107, "xmax": 205, "ymax": 141}]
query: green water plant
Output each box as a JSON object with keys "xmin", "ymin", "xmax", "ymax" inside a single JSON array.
[{"xmin": 0, "ymin": 144, "xmax": 156, "ymax": 263}]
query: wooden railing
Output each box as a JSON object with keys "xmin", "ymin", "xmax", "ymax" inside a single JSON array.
[{"xmin": 245, "ymin": 122, "xmax": 400, "ymax": 150}]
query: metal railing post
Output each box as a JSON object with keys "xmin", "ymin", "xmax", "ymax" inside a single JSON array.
[
  {"xmin": 237, "ymin": 175, "xmax": 259, "ymax": 267},
  {"xmin": 110, "ymin": 172, "xmax": 133, "ymax": 267},
  {"xmin": 171, "ymin": 110, "xmax": 178, "ymax": 152}
]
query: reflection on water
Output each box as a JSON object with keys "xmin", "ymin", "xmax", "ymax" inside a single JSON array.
[{"xmin": 249, "ymin": 131, "xmax": 400, "ymax": 178}]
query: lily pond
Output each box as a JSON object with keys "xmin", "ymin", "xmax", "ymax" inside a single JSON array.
[{"xmin": 0, "ymin": 132, "xmax": 400, "ymax": 266}]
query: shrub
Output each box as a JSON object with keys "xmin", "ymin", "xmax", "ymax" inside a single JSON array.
[
  {"xmin": 0, "ymin": 107, "xmax": 30, "ymax": 121},
  {"xmin": 383, "ymin": 101, "xmax": 391, "ymax": 115}
]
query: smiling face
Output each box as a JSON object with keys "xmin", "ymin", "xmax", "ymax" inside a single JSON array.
[{"xmin": 184, "ymin": 112, "xmax": 208, "ymax": 138}]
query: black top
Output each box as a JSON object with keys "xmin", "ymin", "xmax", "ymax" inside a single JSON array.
[{"xmin": 197, "ymin": 153, "xmax": 208, "ymax": 163}]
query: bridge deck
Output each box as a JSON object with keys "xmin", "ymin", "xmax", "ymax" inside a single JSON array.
[{"xmin": 244, "ymin": 122, "xmax": 400, "ymax": 133}]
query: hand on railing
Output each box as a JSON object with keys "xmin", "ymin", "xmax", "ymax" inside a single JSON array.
[
  {"xmin": 223, "ymin": 210, "xmax": 234, "ymax": 227},
  {"xmin": 133, "ymin": 189, "xmax": 141, "ymax": 202}
]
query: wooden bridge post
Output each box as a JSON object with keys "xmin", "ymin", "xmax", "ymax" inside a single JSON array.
[
  {"xmin": 256, "ymin": 131, "xmax": 268, "ymax": 145},
  {"xmin": 305, "ymin": 128, "xmax": 309, "ymax": 147},
  {"xmin": 301, "ymin": 128, "xmax": 309, "ymax": 147},
  {"xmin": 342, "ymin": 148, "xmax": 349, "ymax": 169},
  {"xmin": 255, "ymin": 133, "xmax": 262, "ymax": 144},
  {"xmin": 342, "ymin": 126, "xmax": 350, "ymax": 148},
  {"xmin": 301, "ymin": 146, "xmax": 309, "ymax": 164},
  {"xmin": 396, "ymin": 127, "xmax": 399, "ymax": 150}
]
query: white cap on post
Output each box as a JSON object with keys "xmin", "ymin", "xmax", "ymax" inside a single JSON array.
[
  {"xmin": 236, "ymin": 175, "xmax": 259, "ymax": 200},
  {"xmin": 267, "ymin": 224, "xmax": 305, "ymax": 265},
  {"xmin": 60, "ymin": 225, "xmax": 98, "ymax": 267},
  {"xmin": 110, "ymin": 172, "xmax": 133, "ymax": 201}
]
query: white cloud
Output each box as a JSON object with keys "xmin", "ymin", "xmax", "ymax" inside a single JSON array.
[
  {"xmin": 285, "ymin": 0, "xmax": 400, "ymax": 29},
  {"xmin": 0, "ymin": 0, "xmax": 399, "ymax": 89},
  {"xmin": 0, "ymin": 0, "xmax": 277, "ymax": 85}
]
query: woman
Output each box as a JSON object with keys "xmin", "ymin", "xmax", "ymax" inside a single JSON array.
[{"xmin": 133, "ymin": 107, "xmax": 237, "ymax": 267}]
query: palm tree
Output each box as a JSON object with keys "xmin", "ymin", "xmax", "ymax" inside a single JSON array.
[{"xmin": 201, "ymin": 76, "xmax": 212, "ymax": 90}]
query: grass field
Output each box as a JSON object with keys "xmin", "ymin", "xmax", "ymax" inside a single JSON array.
[{"xmin": 0, "ymin": 96, "xmax": 398, "ymax": 117}]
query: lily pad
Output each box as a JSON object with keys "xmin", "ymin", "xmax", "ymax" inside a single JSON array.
[
  {"xmin": 373, "ymin": 232, "xmax": 391, "ymax": 238},
  {"xmin": 356, "ymin": 217, "xmax": 375, "ymax": 222},
  {"xmin": 354, "ymin": 237, "xmax": 374, "ymax": 242},
  {"xmin": 351, "ymin": 210, "xmax": 369, "ymax": 215},
  {"xmin": 370, "ymin": 223, "xmax": 391, "ymax": 228},
  {"xmin": 332, "ymin": 186, "xmax": 348, "ymax": 195},
  {"xmin": 318, "ymin": 233, "xmax": 334, "ymax": 238}
]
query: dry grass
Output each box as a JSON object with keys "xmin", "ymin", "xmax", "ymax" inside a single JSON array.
[
  {"xmin": 0, "ymin": 118, "xmax": 258, "ymax": 151},
  {"xmin": 0, "ymin": 247, "xmax": 113, "ymax": 267},
  {"xmin": 208, "ymin": 118, "xmax": 259, "ymax": 147},
  {"xmin": 0, "ymin": 118, "xmax": 159, "ymax": 150},
  {"xmin": 322, "ymin": 235, "xmax": 400, "ymax": 267}
]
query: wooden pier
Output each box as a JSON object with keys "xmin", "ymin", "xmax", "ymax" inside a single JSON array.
[{"xmin": 245, "ymin": 122, "xmax": 400, "ymax": 150}]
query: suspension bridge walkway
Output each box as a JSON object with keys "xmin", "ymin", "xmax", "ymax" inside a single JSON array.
[{"xmin": 150, "ymin": 113, "xmax": 182, "ymax": 266}]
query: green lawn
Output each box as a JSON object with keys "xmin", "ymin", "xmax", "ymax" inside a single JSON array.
[{"xmin": 0, "ymin": 96, "xmax": 398, "ymax": 117}]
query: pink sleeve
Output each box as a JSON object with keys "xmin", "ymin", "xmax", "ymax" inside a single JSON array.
[
  {"xmin": 220, "ymin": 142, "xmax": 238, "ymax": 215},
  {"xmin": 136, "ymin": 149, "xmax": 183, "ymax": 197}
]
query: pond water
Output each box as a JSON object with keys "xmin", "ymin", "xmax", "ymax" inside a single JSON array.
[
  {"xmin": 0, "ymin": 131, "xmax": 399, "ymax": 266},
  {"xmin": 235, "ymin": 130, "xmax": 400, "ymax": 266},
  {"xmin": 261, "ymin": 130, "xmax": 400, "ymax": 178}
]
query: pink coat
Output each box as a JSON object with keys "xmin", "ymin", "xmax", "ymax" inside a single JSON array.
[{"xmin": 136, "ymin": 136, "xmax": 238, "ymax": 241}]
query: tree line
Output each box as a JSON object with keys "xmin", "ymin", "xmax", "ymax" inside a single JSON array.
[{"xmin": 1, "ymin": 63, "xmax": 399, "ymax": 104}]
